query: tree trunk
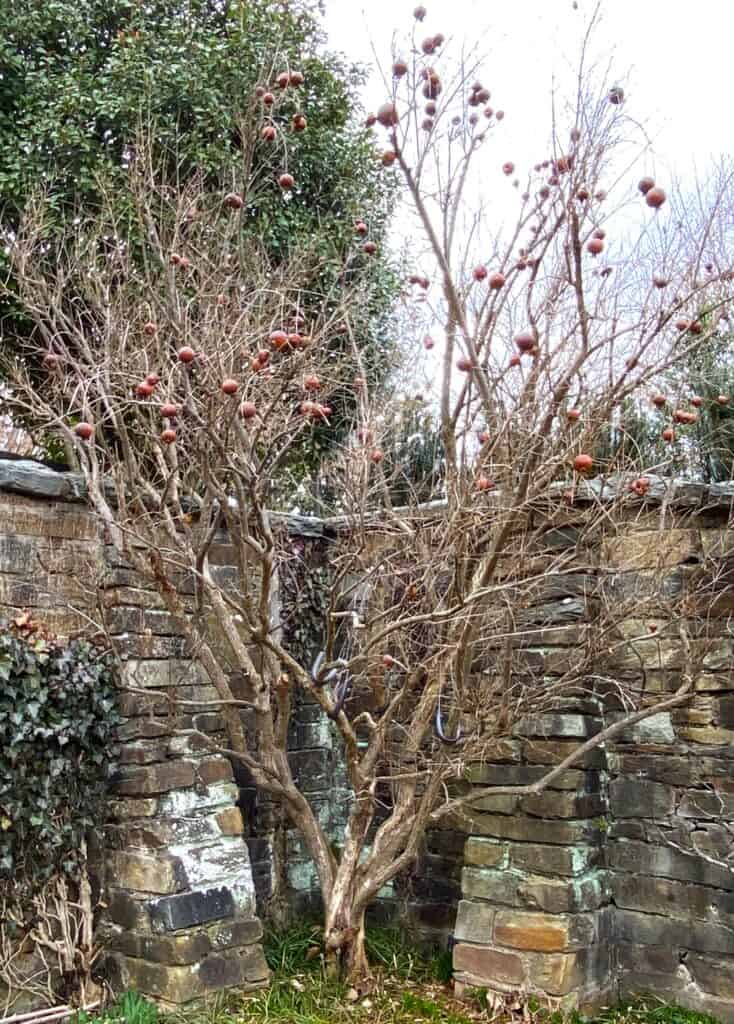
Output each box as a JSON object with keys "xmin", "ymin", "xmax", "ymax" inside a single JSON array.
[{"xmin": 323, "ymin": 891, "xmax": 369, "ymax": 984}]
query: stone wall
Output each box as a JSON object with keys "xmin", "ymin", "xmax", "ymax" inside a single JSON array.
[
  {"xmin": 453, "ymin": 482, "xmax": 734, "ymax": 1021},
  {"xmin": 0, "ymin": 458, "xmax": 267, "ymax": 1008},
  {"xmin": 2, "ymin": 458, "xmax": 734, "ymax": 1018}
]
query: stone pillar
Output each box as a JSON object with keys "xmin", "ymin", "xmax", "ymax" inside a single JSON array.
[
  {"xmin": 103, "ymin": 545, "xmax": 268, "ymax": 1004},
  {"xmin": 453, "ymin": 714, "xmax": 613, "ymax": 1013}
]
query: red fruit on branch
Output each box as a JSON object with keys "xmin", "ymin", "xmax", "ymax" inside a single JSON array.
[
  {"xmin": 566, "ymin": 408, "xmax": 581, "ymax": 422},
  {"xmin": 143, "ymin": 321, "xmax": 157, "ymax": 336},
  {"xmin": 638, "ymin": 176, "xmax": 655, "ymax": 195},
  {"xmin": 292, "ymin": 114, "xmax": 307, "ymax": 132},
  {"xmin": 476, "ymin": 475, "xmax": 494, "ymax": 492},
  {"xmin": 514, "ymin": 330, "xmax": 535, "ymax": 353},
  {"xmin": 289, "ymin": 70, "xmax": 305, "ymax": 87},
  {"xmin": 376, "ymin": 102, "xmax": 398, "ymax": 128},
  {"xmin": 495, "ymin": 110, "xmax": 504, "ymax": 121},
  {"xmin": 423, "ymin": 335, "xmax": 435, "ymax": 350},
  {"xmin": 135, "ymin": 381, "xmax": 154, "ymax": 398},
  {"xmin": 177, "ymin": 346, "xmax": 196, "ymax": 363},
  {"xmin": 382, "ymin": 653, "xmax": 395, "ymax": 669},
  {"xmin": 717, "ymin": 394, "xmax": 730, "ymax": 405},
  {"xmin": 573, "ymin": 453, "xmax": 593, "ymax": 473},
  {"xmin": 489, "ymin": 272, "xmax": 505, "ymax": 290},
  {"xmin": 270, "ymin": 330, "xmax": 289, "ymax": 350},
  {"xmin": 221, "ymin": 379, "xmax": 239, "ymax": 395},
  {"xmin": 370, "ymin": 449, "xmax": 384, "ymax": 463},
  {"xmin": 691, "ymin": 396, "xmax": 703, "ymax": 408},
  {"xmin": 223, "ymin": 192, "xmax": 243, "ymax": 210},
  {"xmin": 43, "ymin": 352, "xmax": 60, "ymax": 369},
  {"xmin": 276, "ymin": 71, "xmax": 289, "ymax": 89},
  {"xmin": 278, "ymin": 173, "xmax": 295, "ymax": 190},
  {"xmin": 587, "ymin": 238, "xmax": 604, "ymax": 255},
  {"xmin": 502, "ymin": 161, "xmax": 515, "ymax": 176},
  {"xmin": 662, "ymin": 427, "xmax": 676, "ymax": 442},
  {"xmin": 161, "ymin": 428, "xmax": 176, "ymax": 444},
  {"xmin": 675, "ymin": 319, "xmax": 691, "ymax": 332},
  {"xmin": 74, "ymin": 422, "xmax": 94, "ymax": 440},
  {"xmin": 472, "ymin": 264, "xmax": 488, "ymax": 281},
  {"xmin": 645, "ymin": 187, "xmax": 666, "ymax": 209},
  {"xmin": 261, "ymin": 125, "xmax": 276, "ymax": 141},
  {"xmin": 381, "ymin": 150, "xmax": 397, "ymax": 167},
  {"xmin": 689, "ymin": 321, "xmax": 703, "ymax": 336},
  {"xmin": 262, "ymin": 92, "xmax": 275, "ymax": 106},
  {"xmin": 393, "ymin": 59, "xmax": 408, "ymax": 78},
  {"xmin": 456, "ymin": 356, "xmax": 474, "ymax": 372},
  {"xmin": 257, "ymin": 349, "xmax": 271, "ymax": 364},
  {"xmin": 631, "ymin": 476, "xmax": 650, "ymax": 496},
  {"xmin": 304, "ymin": 375, "xmax": 321, "ymax": 391},
  {"xmin": 652, "ymin": 394, "xmax": 667, "ymax": 408},
  {"xmin": 145, "ymin": 374, "xmax": 160, "ymax": 386},
  {"xmin": 240, "ymin": 401, "xmax": 257, "ymax": 420},
  {"xmin": 509, "ymin": 354, "xmax": 522, "ymax": 367},
  {"xmin": 363, "ymin": 241, "xmax": 378, "ymax": 255},
  {"xmin": 653, "ymin": 275, "xmax": 669, "ymax": 288},
  {"xmin": 161, "ymin": 403, "xmax": 179, "ymax": 418},
  {"xmin": 478, "ymin": 430, "xmax": 490, "ymax": 444},
  {"xmin": 355, "ymin": 220, "xmax": 368, "ymax": 236}
]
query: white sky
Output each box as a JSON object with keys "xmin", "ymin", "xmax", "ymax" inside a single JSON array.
[{"xmin": 324, "ymin": 0, "xmax": 734, "ymax": 179}]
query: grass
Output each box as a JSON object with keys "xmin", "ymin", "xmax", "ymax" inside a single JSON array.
[{"xmin": 86, "ymin": 929, "xmax": 721, "ymax": 1024}]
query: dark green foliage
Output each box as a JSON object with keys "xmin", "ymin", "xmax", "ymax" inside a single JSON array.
[
  {"xmin": 0, "ymin": 0, "xmax": 400, "ymax": 468},
  {"xmin": 0, "ymin": 621, "xmax": 119, "ymax": 889}
]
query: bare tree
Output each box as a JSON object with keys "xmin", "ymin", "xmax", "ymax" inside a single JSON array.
[{"xmin": 4, "ymin": 13, "xmax": 734, "ymax": 982}]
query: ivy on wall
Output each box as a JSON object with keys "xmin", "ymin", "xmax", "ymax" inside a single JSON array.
[{"xmin": 0, "ymin": 616, "xmax": 119, "ymax": 897}]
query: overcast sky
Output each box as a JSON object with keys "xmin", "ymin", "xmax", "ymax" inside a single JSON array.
[{"xmin": 324, "ymin": 0, "xmax": 734, "ymax": 180}]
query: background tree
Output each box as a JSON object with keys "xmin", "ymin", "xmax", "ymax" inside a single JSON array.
[
  {"xmin": 0, "ymin": 0, "xmax": 399, "ymax": 469},
  {"xmin": 4, "ymin": 8, "xmax": 734, "ymax": 985}
]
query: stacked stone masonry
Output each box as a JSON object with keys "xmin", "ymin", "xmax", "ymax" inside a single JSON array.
[
  {"xmin": 1, "ymin": 458, "xmax": 734, "ymax": 1018},
  {"xmin": 454, "ymin": 480, "xmax": 734, "ymax": 1021},
  {"xmin": 0, "ymin": 458, "xmax": 268, "ymax": 1007}
]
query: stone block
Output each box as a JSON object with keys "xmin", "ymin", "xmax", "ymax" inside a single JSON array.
[
  {"xmin": 609, "ymin": 778, "xmax": 675, "ymax": 818},
  {"xmin": 465, "ymin": 813, "xmax": 601, "ymax": 845},
  {"xmin": 678, "ymin": 789, "xmax": 734, "ymax": 819},
  {"xmin": 110, "ymin": 851, "xmax": 187, "ymax": 895},
  {"xmin": 109, "ymin": 797, "xmax": 158, "ymax": 820},
  {"xmin": 110, "ymin": 929, "xmax": 211, "ymax": 965},
  {"xmin": 509, "ymin": 843, "xmax": 601, "ymax": 878},
  {"xmin": 466, "ymin": 764, "xmax": 592, "ymax": 790},
  {"xmin": 526, "ymin": 951, "xmax": 588, "ymax": 996},
  {"xmin": 521, "ymin": 791, "xmax": 605, "ymax": 819},
  {"xmin": 679, "ymin": 725, "xmax": 734, "ymax": 746},
  {"xmin": 522, "ymin": 740, "xmax": 606, "ymax": 769},
  {"xmin": 616, "ymin": 942, "xmax": 680, "ymax": 975},
  {"xmin": 198, "ymin": 757, "xmax": 234, "ymax": 785},
  {"xmin": 615, "ymin": 909, "xmax": 734, "ymax": 956},
  {"xmin": 454, "ymin": 900, "xmax": 494, "ymax": 943},
  {"xmin": 517, "ymin": 875, "xmax": 607, "ymax": 914},
  {"xmin": 609, "ymin": 838, "xmax": 734, "ymax": 889},
  {"xmin": 463, "ymin": 839, "xmax": 507, "ymax": 869},
  {"xmin": 107, "ymin": 889, "xmax": 150, "ymax": 931},
  {"xmin": 513, "ymin": 714, "xmax": 600, "ymax": 739},
  {"xmin": 613, "ymin": 874, "xmax": 734, "ymax": 921},
  {"xmin": 453, "ymin": 944, "xmax": 524, "ymax": 985},
  {"xmin": 149, "ymin": 887, "xmax": 236, "ymax": 932},
  {"xmin": 602, "ymin": 529, "xmax": 700, "ymax": 570},
  {"xmin": 494, "ymin": 910, "xmax": 594, "ymax": 952},
  {"xmin": 112, "ymin": 761, "xmax": 196, "ymax": 796},
  {"xmin": 207, "ymin": 917, "xmax": 263, "ymax": 950},
  {"xmin": 216, "ymin": 807, "xmax": 245, "ymax": 836},
  {"xmin": 687, "ymin": 953, "xmax": 734, "ymax": 1000}
]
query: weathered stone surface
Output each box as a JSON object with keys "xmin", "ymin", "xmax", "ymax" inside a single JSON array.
[
  {"xmin": 527, "ymin": 951, "xmax": 587, "ymax": 996},
  {"xmin": 110, "ymin": 851, "xmax": 187, "ymax": 895},
  {"xmin": 614, "ymin": 874, "xmax": 734, "ymax": 922},
  {"xmin": 609, "ymin": 839, "xmax": 734, "ymax": 889},
  {"xmin": 687, "ymin": 953, "xmax": 734, "ymax": 1000},
  {"xmin": 466, "ymin": 813, "xmax": 602, "ymax": 845},
  {"xmin": 616, "ymin": 942, "xmax": 679, "ymax": 974},
  {"xmin": 0, "ymin": 460, "xmax": 86, "ymax": 501},
  {"xmin": 615, "ymin": 909, "xmax": 734, "ymax": 956},
  {"xmin": 114, "ymin": 945, "xmax": 268, "ymax": 1003},
  {"xmin": 513, "ymin": 714, "xmax": 600, "ymax": 739},
  {"xmin": 609, "ymin": 778, "xmax": 675, "ymax": 818},
  {"xmin": 110, "ymin": 929, "xmax": 211, "ymax": 965},
  {"xmin": 112, "ymin": 761, "xmax": 196, "ymax": 796},
  {"xmin": 453, "ymin": 944, "xmax": 524, "ymax": 985},
  {"xmin": 493, "ymin": 911, "xmax": 594, "ymax": 952},
  {"xmin": 216, "ymin": 807, "xmax": 245, "ymax": 836},
  {"xmin": 454, "ymin": 900, "xmax": 494, "ymax": 943},
  {"xmin": 521, "ymin": 791, "xmax": 605, "ymax": 819},
  {"xmin": 509, "ymin": 843, "xmax": 601, "ymax": 878},
  {"xmin": 149, "ymin": 888, "xmax": 236, "ymax": 932}
]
